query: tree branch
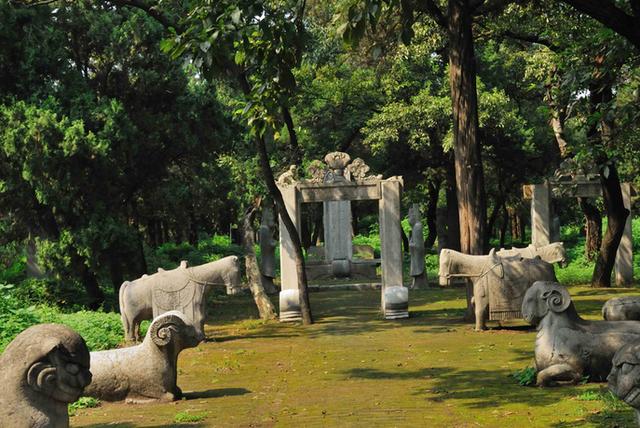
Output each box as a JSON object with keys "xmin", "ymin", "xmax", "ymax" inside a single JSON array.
[
  {"xmin": 108, "ymin": 0, "xmax": 183, "ymax": 33},
  {"xmin": 501, "ymin": 30, "xmax": 559, "ymax": 51},
  {"xmin": 415, "ymin": 0, "xmax": 447, "ymax": 29},
  {"xmin": 560, "ymin": 0, "xmax": 640, "ymax": 50}
]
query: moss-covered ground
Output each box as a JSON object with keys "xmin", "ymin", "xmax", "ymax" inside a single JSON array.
[{"xmin": 71, "ymin": 286, "xmax": 639, "ymax": 427}]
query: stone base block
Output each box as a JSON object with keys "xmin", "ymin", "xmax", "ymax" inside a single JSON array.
[
  {"xmin": 306, "ymin": 261, "xmax": 379, "ymax": 281},
  {"xmin": 279, "ymin": 289, "xmax": 301, "ymax": 322},
  {"xmin": 331, "ymin": 259, "xmax": 351, "ymax": 277},
  {"xmin": 384, "ymin": 285, "xmax": 409, "ymax": 319}
]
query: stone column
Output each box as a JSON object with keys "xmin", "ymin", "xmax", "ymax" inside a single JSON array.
[
  {"xmin": 531, "ymin": 182, "xmax": 552, "ymax": 247},
  {"xmin": 278, "ymin": 185, "xmax": 302, "ymax": 321},
  {"xmin": 379, "ymin": 178, "xmax": 408, "ymax": 319},
  {"xmin": 615, "ymin": 183, "xmax": 633, "ymax": 286},
  {"xmin": 323, "ymin": 199, "xmax": 353, "ymax": 276}
]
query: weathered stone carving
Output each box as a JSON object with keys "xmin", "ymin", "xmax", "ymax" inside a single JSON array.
[
  {"xmin": 384, "ymin": 286, "xmax": 409, "ymax": 319},
  {"xmin": 439, "ymin": 249, "xmax": 557, "ymax": 330},
  {"xmin": 323, "ymin": 151, "xmax": 351, "ymax": 182},
  {"xmin": 119, "ymin": 256, "xmax": 241, "ymax": 342},
  {"xmin": 259, "ymin": 207, "xmax": 278, "ymax": 294},
  {"xmin": 0, "ymin": 324, "xmax": 92, "ymax": 428},
  {"xmin": 522, "ymin": 281, "xmax": 640, "ymax": 386},
  {"xmin": 408, "ymin": 204, "xmax": 427, "ymax": 289},
  {"xmin": 497, "ymin": 242, "xmax": 567, "ymax": 267},
  {"xmin": 603, "ymin": 296, "xmax": 640, "ymax": 321},
  {"xmin": 346, "ymin": 157, "xmax": 369, "ymax": 180},
  {"xmin": 305, "ymin": 159, "xmax": 327, "ymax": 184},
  {"xmin": 277, "ymin": 165, "xmax": 298, "ymax": 187},
  {"xmin": 608, "ymin": 342, "xmax": 640, "ymax": 425},
  {"xmin": 84, "ymin": 311, "xmax": 200, "ymax": 403}
]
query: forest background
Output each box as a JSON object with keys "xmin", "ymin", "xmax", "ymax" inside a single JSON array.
[{"xmin": 1, "ymin": 0, "xmax": 640, "ymax": 340}]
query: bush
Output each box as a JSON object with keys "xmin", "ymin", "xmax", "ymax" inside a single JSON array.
[
  {"xmin": 512, "ymin": 366, "xmax": 537, "ymax": 386},
  {"xmin": 68, "ymin": 397, "xmax": 100, "ymax": 416}
]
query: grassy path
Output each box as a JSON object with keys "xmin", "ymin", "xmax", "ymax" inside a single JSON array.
[{"xmin": 72, "ymin": 287, "xmax": 639, "ymax": 427}]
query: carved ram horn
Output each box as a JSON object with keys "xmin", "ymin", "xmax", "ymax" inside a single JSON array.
[
  {"xmin": 148, "ymin": 311, "xmax": 188, "ymax": 347},
  {"xmin": 542, "ymin": 283, "xmax": 571, "ymax": 313}
]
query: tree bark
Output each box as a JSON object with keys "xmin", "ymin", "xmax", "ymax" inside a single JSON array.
[
  {"xmin": 578, "ymin": 198, "xmax": 602, "ymax": 262},
  {"xmin": 241, "ymin": 205, "xmax": 277, "ymax": 320},
  {"xmin": 448, "ymin": 0, "xmax": 486, "ymax": 256},
  {"xmin": 448, "ymin": 0, "xmax": 485, "ymax": 321},
  {"xmin": 424, "ymin": 180, "xmax": 440, "ymax": 250},
  {"xmin": 445, "ymin": 154, "xmax": 461, "ymax": 251}
]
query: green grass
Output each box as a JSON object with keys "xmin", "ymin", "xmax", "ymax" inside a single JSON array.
[
  {"xmin": 174, "ymin": 411, "xmax": 208, "ymax": 423},
  {"xmin": 68, "ymin": 397, "xmax": 100, "ymax": 417}
]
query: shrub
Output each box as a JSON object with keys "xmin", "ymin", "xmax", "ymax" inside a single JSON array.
[
  {"xmin": 68, "ymin": 397, "xmax": 100, "ymax": 416},
  {"xmin": 174, "ymin": 411, "xmax": 208, "ymax": 423},
  {"xmin": 512, "ymin": 366, "xmax": 537, "ymax": 386}
]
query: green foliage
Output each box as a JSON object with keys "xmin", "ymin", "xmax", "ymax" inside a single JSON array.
[
  {"xmin": 68, "ymin": 397, "xmax": 101, "ymax": 417},
  {"xmin": 512, "ymin": 366, "xmax": 537, "ymax": 386},
  {"xmin": 174, "ymin": 410, "xmax": 208, "ymax": 423}
]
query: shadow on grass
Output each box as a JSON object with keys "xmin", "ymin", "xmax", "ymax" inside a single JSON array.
[
  {"xmin": 182, "ymin": 387, "xmax": 251, "ymax": 399},
  {"xmin": 549, "ymin": 408, "xmax": 635, "ymax": 428}
]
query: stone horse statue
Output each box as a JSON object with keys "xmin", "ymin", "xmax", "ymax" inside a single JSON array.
[
  {"xmin": 439, "ymin": 248, "xmax": 557, "ymax": 330},
  {"xmin": 497, "ymin": 242, "xmax": 567, "ymax": 267},
  {"xmin": 119, "ymin": 256, "xmax": 242, "ymax": 342}
]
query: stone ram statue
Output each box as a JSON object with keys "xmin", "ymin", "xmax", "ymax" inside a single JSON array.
[
  {"xmin": 84, "ymin": 311, "xmax": 200, "ymax": 403},
  {"xmin": 522, "ymin": 281, "xmax": 640, "ymax": 386},
  {"xmin": 119, "ymin": 256, "xmax": 241, "ymax": 342},
  {"xmin": 603, "ymin": 296, "xmax": 640, "ymax": 321},
  {"xmin": 497, "ymin": 242, "xmax": 567, "ymax": 267},
  {"xmin": 0, "ymin": 324, "xmax": 92, "ymax": 428},
  {"xmin": 608, "ymin": 342, "xmax": 640, "ymax": 426},
  {"xmin": 439, "ymin": 248, "xmax": 557, "ymax": 330}
]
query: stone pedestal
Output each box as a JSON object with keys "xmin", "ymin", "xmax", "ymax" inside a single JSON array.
[
  {"xmin": 278, "ymin": 185, "xmax": 302, "ymax": 322},
  {"xmin": 384, "ymin": 286, "xmax": 409, "ymax": 319},
  {"xmin": 615, "ymin": 182, "xmax": 633, "ymax": 286},
  {"xmin": 380, "ymin": 179, "xmax": 408, "ymax": 319}
]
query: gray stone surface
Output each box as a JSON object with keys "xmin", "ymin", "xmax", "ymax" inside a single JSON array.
[
  {"xmin": 279, "ymin": 289, "xmax": 301, "ymax": 322},
  {"xmin": 0, "ymin": 324, "xmax": 92, "ymax": 428},
  {"xmin": 384, "ymin": 286, "xmax": 409, "ymax": 319},
  {"xmin": 439, "ymin": 249, "xmax": 557, "ymax": 330},
  {"xmin": 531, "ymin": 182, "xmax": 552, "ymax": 247},
  {"xmin": 380, "ymin": 179, "xmax": 406, "ymax": 318},
  {"xmin": 602, "ymin": 296, "xmax": 640, "ymax": 321},
  {"xmin": 259, "ymin": 207, "xmax": 277, "ymax": 279},
  {"xmin": 497, "ymin": 242, "xmax": 567, "ymax": 267},
  {"xmin": 408, "ymin": 204, "xmax": 427, "ymax": 289},
  {"xmin": 84, "ymin": 311, "xmax": 200, "ymax": 403},
  {"xmin": 119, "ymin": 256, "xmax": 241, "ymax": 341},
  {"xmin": 522, "ymin": 281, "xmax": 640, "ymax": 386},
  {"xmin": 608, "ymin": 342, "xmax": 640, "ymax": 425},
  {"xmin": 278, "ymin": 184, "xmax": 302, "ymax": 322}
]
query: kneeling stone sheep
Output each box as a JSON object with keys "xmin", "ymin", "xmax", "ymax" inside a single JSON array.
[
  {"xmin": 522, "ymin": 281, "xmax": 640, "ymax": 387},
  {"xmin": 84, "ymin": 311, "xmax": 200, "ymax": 403}
]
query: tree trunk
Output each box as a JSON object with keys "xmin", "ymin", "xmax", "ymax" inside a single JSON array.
[
  {"xmin": 499, "ymin": 202, "xmax": 508, "ymax": 248},
  {"xmin": 591, "ymin": 163, "xmax": 628, "ymax": 287},
  {"xmin": 255, "ymin": 133, "xmax": 313, "ymax": 324},
  {"xmin": 448, "ymin": 0, "xmax": 485, "ymax": 321},
  {"xmin": 589, "ymin": 56, "xmax": 627, "ymax": 287},
  {"xmin": 241, "ymin": 205, "xmax": 277, "ymax": 320},
  {"xmin": 445, "ymin": 155, "xmax": 461, "ymax": 251},
  {"xmin": 579, "ymin": 198, "xmax": 602, "ymax": 261},
  {"xmin": 424, "ymin": 180, "xmax": 440, "ymax": 250}
]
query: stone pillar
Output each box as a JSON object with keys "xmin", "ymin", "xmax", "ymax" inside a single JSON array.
[
  {"xmin": 323, "ymin": 199, "xmax": 353, "ymax": 276},
  {"xmin": 531, "ymin": 182, "xmax": 552, "ymax": 247},
  {"xmin": 379, "ymin": 178, "xmax": 408, "ymax": 319},
  {"xmin": 615, "ymin": 183, "xmax": 633, "ymax": 286},
  {"xmin": 278, "ymin": 185, "xmax": 302, "ymax": 321}
]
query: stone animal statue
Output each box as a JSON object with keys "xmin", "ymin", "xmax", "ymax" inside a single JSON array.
[
  {"xmin": 0, "ymin": 324, "xmax": 92, "ymax": 428},
  {"xmin": 608, "ymin": 342, "xmax": 640, "ymax": 426},
  {"xmin": 497, "ymin": 242, "xmax": 567, "ymax": 267},
  {"xmin": 84, "ymin": 311, "xmax": 200, "ymax": 403},
  {"xmin": 522, "ymin": 281, "xmax": 640, "ymax": 386},
  {"xmin": 119, "ymin": 256, "xmax": 241, "ymax": 342},
  {"xmin": 439, "ymin": 248, "xmax": 557, "ymax": 331},
  {"xmin": 603, "ymin": 296, "xmax": 640, "ymax": 321}
]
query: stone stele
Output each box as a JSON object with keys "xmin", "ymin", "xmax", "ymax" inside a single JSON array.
[
  {"xmin": 119, "ymin": 256, "xmax": 241, "ymax": 342},
  {"xmin": 259, "ymin": 207, "xmax": 277, "ymax": 279},
  {"xmin": 84, "ymin": 311, "xmax": 200, "ymax": 403},
  {"xmin": 522, "ymin": 281, "xmax": 640, "ymax": 386},
  {"xmin": 0, "ymin": 324, "xmax": 92, "ymax": 428},
  {"xmin": 608, "ymin": 342, "xmax": 640, "ymax": 426}
]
